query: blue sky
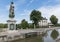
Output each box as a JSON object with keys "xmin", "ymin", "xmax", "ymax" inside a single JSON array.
[{"xmin": 0, "ymin": 0, "xmax": 60, "ymax": 23}]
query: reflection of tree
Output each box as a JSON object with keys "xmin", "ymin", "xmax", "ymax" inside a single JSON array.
[
  {"xmin": 51, "ymin": 29, "xmax": 59, "ymax": 40},
  {"xmin": 42, "ymin": 31, "xmax": 47, "ymax": 37}
]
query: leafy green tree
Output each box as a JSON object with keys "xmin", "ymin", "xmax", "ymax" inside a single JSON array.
[
  {"xmin": 29, "ymin": 23, "xmax": 34, "ymax": 29},
  {"xmin": 16, "ymin": 24, "xmax": 21, "ymax": 29},
  {"xmin": 30, "ymin": 10, "xmax": 42, "ymax": 27},
  {"xmin": 0, "ymin": 24, "xmax": 7, "ymax": 28},
  {"xmin": 0, "ymin": 24, "xmax": 3, "ymax": 28},
  {"xmin": 21, "ymin": 19, "xmax": 29, "ymax": 29},
  {"xmin": 50, "ymin": 15, "xmax": 58, "ymax": 25},
  {"xmin": 4, "ymin": 24, "xmax": 8, "ymax": 28}
]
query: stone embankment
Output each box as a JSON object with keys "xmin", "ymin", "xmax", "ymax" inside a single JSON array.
[{"xmin": 0, "ymin": 27, "xmax": 60, "ymax": 42}]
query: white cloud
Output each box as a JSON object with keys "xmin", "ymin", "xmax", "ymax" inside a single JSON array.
[
  {"xmin": 6, "ymin": 5, "xmax": 10, "ymax": 10},
  {"xmin": 15, "ymin": 9, "xmax": 32, "ymax": 23},
  {"xmin": 0, "ymin": 7, "xmax": 8, "ymax": 23},
  {"xmin": 38, "ymin": 5, "xmax": 60, "ymax": 23},
  {"xmin": 0, "ymin": 14, "xmax": 8, "ymax": 23},
  {"xmin": 26, "ymin": 0, "xmax": 34, "ymax": 7}
]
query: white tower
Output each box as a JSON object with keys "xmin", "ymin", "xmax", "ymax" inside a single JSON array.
[{"xmin": 7, "ymin": 1, "xmax": 16, "ymax": 30}]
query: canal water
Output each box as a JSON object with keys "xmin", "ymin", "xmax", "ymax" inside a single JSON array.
[{"xmin": 10, "ymin": 29, "xmax": 60, "ymax": 42}]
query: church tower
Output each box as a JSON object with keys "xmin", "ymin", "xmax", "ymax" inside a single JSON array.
[
  {"xmin": 9, "ymin": 1, "xmax": 15, "ymax": 18},
  {"xmin": 7, "ymin": 0, "xmax": 16, "ymax": 30}
]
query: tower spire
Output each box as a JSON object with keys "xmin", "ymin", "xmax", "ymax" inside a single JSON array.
[
  {"xmin": 7, "ymin": 0, "xmax": 17, "ymax": 30},
  {"xmin": 9, "ymin": 0, "xmax": 15, "ymax": 18}
]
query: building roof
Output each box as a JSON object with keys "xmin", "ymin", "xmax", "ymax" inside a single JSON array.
[
  {"xmin": 42, "ymin": 17, "xmax": 47, "ymax": 20},
  {"xmin": 7, "ymin": 20, "xmax": 16, "ymax": 22}
]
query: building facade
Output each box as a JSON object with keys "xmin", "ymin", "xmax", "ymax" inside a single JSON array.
[{"xmin": 38, "ymin": 18, "xmax": 48, "ymax": 27}]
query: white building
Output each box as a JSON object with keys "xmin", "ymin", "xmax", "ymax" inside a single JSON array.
[{"xmin": 38, "ymin": 18, "xmax": 48, "ymax": 27}]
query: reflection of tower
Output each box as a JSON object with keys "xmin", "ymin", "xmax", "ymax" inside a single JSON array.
[{"xmin": 7, "ymin": 1, "xmax": 16, "ymax": 30}]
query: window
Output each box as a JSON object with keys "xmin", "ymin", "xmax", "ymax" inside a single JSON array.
[{"xmin": 10, "ymin": 24, "xmax": 14, "ymax": 30}]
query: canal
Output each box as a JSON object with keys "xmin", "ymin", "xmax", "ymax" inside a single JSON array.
[{"xmin": 10, "ymin": 29, "xmax": 60, "ymax": 42}]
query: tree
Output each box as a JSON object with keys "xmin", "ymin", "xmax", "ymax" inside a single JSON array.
[
  {"xmin": 0, "ymin": 23, "xmax": 7, "ymax": 28},
  {"xmin": 21, "ymin": 19, "xmax": 29, "ymax": 29},
  {"xmin": 16, "ymin": 24, "xmax": 21, "ymax": 29},
  {"xmin": 29, "ymin": 23, "xmax": 34, "ymax": 28},
  {"xmin": 30, "ymin": 10, "xmax": 42, "ymax": 27},
  {"xmin": 4, "ymin": 24, "xmax": 8, "ymax": 28},
  {"xmin": 50, "ymin": 15, "xmax": 58, "ymax": 25}
]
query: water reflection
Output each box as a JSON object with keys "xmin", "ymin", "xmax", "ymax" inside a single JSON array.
[
  {"xmin": 9, "ymin": 29, "xmax": 60, "ymax": 42},
  {"xmin": 10, "ymin": 35, "xmax": 44, "ymax": 42},
  {"xmin": 51, "ymin": 29, "xmax": 59, "ymax": 40}
]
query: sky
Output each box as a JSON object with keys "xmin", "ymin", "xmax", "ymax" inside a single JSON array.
[{"xmin": 0, "ymin": 0, "xmax": 60, "ymax": 23}]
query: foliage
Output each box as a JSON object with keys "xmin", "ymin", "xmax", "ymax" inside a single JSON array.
[
  {"xmin": 57, "ymin": 24, "xmax": 60, "ymax": 26},
  {"xmin": 4, "ymin": 24, "xmax": 8, "ymax": 28},
  {"xmin": 21, "ymin": 19, "xmax": 29, "ymax": 29},
  {"xmin": 51, "ymin": 29, "xmax": 59, "ymax": 40},
  {"xmin": 50, "ymin": 15, "xmax": 58, "ymax": 25},
  {"xmin": 0, "ymin": 23, "xmax": 7, "ymax": 28},
  {"xmin": 28, "ymin": 23, "xmax": 34, "ymax": 29},
  {"xmin": 16, "ymin": 24, "xmax": 21, "ymax": 29},
  {"xmin": 30, "ymin": 10, "xmax": 42, "ymax": 26}
]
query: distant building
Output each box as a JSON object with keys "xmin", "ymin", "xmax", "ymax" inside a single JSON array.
[
  {"xmin": 38, "ymin": 17, "xmax": 48, "ymax": 27},
  {"xmin": 48, "ymin": 23, "xmax": 53, "ymax": 26}
]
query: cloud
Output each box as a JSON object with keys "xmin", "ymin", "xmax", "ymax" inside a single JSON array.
[
  {"xmin": 0, "ymin": 6, "xmax": 8, "ymax": 23},
  {"xmin": 38, "ymin": 5, "xmax": 60, "ymax": 23},
  {"xmin": 15, "ymin": 0, "xmax": 26, "ymax": 6},
  {"xmin": 6, "ymin": 5, "xmax": 10, "ymax": 10},
  {"xmin": 15, "ymin": 9, "xmax": 32, "ymax": 23},
  {"xmin": 0, "ymin": 14, "xmax": 8, "ymax": 23},
  {"xmin": 26, "ymin": 0, "xmax": 34, "ymax": 7}
]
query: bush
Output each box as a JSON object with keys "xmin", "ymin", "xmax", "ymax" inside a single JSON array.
[
  {"xmin": 29, "ymin": 23, "xmax": 34, "ymax": 29},
  {"xmin": 21, "ymin": 19, "xmax": 29, "ymax": 29}
]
